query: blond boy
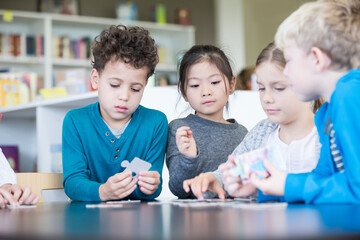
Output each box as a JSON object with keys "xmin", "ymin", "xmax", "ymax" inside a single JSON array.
[{"xmin": 251, "ymin": 0, "xmax": 360, "ymax": 204}]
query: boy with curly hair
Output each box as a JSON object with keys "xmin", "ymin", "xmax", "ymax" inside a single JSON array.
[
  {"xmin": 62, "ymin": 25, "xmax": 168, "ymax": 201},
  {"xmin": 249, "ymin": 0, "xmax": 360, "ymax": 204}
]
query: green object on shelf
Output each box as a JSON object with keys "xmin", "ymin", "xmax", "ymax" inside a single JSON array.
[{"xmin": 156, "ymin": 4, "xmax": 166, "ymax": 24}]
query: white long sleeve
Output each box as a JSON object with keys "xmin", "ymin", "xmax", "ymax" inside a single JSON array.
[{"xmin": 0, "ymin": 148, "xmax": 17, "ymax": 187}]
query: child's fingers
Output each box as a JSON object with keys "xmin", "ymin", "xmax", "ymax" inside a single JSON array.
[
  {"xmin": 0, "ymin": 189, "xmax": 18, "ymax": 207},
  {"xmin": 186, "ymin": 130, "xmax": 193, "ymax": 137},
  {"xmin": 249, "ymin": 172, "xmax": 263, "ymax": 190},
  {"xmin": 180, "ymin": 136, "xmax": 190, "ymax": 144},
  {"xmin": 177, "ymin": 126, "xmax": 190, "ymax": 132},
  {"xmin": 263, "ymin": 159, "xmax": 278, "ymax": 175},
  {"xmin": 113, "ymin": 171, "xmax": 133, "ymax": 183},
  {"xmin": 114, "ymin": 178, "xmax": 137, "ymax": 194},
  {"xmin": 179, "ymin": 143, "xmax": 190, "ymax": 151},
  {"xmin": 176, "ymin": 127, "xmax": 191, "ymax": 138},
  {"xmin": 210, "ymin": 182, "xmax": 226, "ymax": 199},
  {"xmin": 139, "ymin": 186, "xmax": 154, "ymax": 195},
  {"xmin": 0, "ymin": 194, "xmax": 7, "ymax": 208},
  {"xmin": 219, "ymin": 161, "xmax": 234, "ymax": 172},
  {"xmin": 31, "ymin": 195, "xmax": 40, "ymax": 205},
  {"xmin": 201, "ymin": 177, "xmax": 210, "ymax": 193},
  {"xmin": 183, "ymin": 179, "xmax": 192, "ymax": 193},
  {"xmin": 23, "ymin": 193, "xmax": 37, "ymax": 205},
  {"xmin": 119, "ymin": 183, "xmax": 138, "ymax": 199},
  {"xmin": 138, "ymin": 176, "xmax": 159, "ymax": 186},
  {"xmin": 18, "ymin": 187, "xmax": 31, "ymax": 205},
  {"xmin": 11, "ymin": 184, "xmax": 23, "ymax": 201},
  {"xmin": 138, "ymin": 180, "xmax": 158, "ymax": 192},
  {"xmin": 191, "ymin": 181, "xmax": 204, "ymax": 200},
  {"xmin": 139, "ymin": 171, "xmax": 160, "ymax": 178},
  {"xmin": 223, "ymin": 175, "xmax": 242, "ymax": 186}
]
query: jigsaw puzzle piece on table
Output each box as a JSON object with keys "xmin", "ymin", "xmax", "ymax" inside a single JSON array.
[{"xmin": 121, "ymin": 157, "xmax": 152, "ymax": 177}]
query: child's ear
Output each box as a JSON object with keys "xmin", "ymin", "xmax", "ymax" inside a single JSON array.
[
  {"xmin": 229, "ymin": 76, "xmax": 236, "ymax": 94},
  {"xmin": 310, "ymin": 47, "xmax": 332, "ymax": 73},
  {"xmin": 90, "ymin": 69, "xmax": 99, "ymax": 90}
]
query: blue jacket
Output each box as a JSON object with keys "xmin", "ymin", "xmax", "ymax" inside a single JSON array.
[
  {"xmin": 62, "ymin": 103, "xmax": 168, "ymax": 201},
  {"xmin": 285, "ymin": 69, "xmax": 360, "ymax": 204}
]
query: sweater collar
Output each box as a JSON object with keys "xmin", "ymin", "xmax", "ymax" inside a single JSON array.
[{"xmin": 186, "ymin": 114, "xmax": 239, "ymax": 129}]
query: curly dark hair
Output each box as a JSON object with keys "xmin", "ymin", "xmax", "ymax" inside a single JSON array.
[{"xmin": 91, "ymin": 25, "xmax": 159, "ymax": 78}]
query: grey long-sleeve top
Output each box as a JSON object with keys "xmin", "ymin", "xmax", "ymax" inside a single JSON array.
[{"xmin": 166, "ymin": 114, "xmax": 248, "ymax": 198}]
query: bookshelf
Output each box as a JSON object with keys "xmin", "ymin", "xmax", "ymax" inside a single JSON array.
[{"xmin": 0, "ymin": 10, "xmax": 195, "ymax": 89}]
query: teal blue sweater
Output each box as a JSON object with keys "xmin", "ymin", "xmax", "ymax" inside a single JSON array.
[{"xmin": 62, "ymin": 103, "xmax": 168, "ymax": 201}]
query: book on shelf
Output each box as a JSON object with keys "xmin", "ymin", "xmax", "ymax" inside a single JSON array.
[
  {"xmin": 0, "ymin": 33, "xmax": 6, "ymax": 56},
  {"xmin": 0, "ymin": 72, "xmax": 38, "ymax": 107},
  {"xmin": 55, "ymin": 68, "xmax": 91, "ymax": 94},
  {"xmin": 0, "ymin": 32, "xmax": 44, "ymax": 57},
  {"xmin": 0, "ymin": 145, "xmax": 19, "ymax": 172},
  {"xmin": 52, "ymin": 36, "xmax": 92, "ymax": 60},
  {"xmin": 39, "ymin": 87, "xmax": 67, "ymax": 100}
]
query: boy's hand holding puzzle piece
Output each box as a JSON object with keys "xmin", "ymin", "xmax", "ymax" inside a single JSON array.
[
  {"xmin": 99, "ymin": 157, "xmax": 157, "ymax": 201},
  {"xmin": 231, "ymin": 146, "xmax": 286, "ymax": 183},
  {"xmin": 122, "ymin": 157, "xmax": 161, "ymax": 196}
]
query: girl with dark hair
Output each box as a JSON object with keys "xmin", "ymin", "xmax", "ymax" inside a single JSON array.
[{"xmin": 166, "ymin": 45, "xmax": 248, "ymax": 199}]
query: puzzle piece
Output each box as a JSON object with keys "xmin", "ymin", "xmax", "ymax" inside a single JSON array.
[
  {"xmin": 86, "ymin": 203, "xmax": 124, "ymax": 209},
  {"xmin": 231, "ymin": 145, "xmax": 285, "ymax": 182},
  {"xmin": 121, "ymin": 157, "xmax": 152, "ymax": 177},
  {"xmin": 7, "ymin": 204, "xmax": 37, "ymax": 209}
]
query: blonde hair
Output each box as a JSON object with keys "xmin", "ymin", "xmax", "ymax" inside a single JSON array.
[{"xmin": 275, "ymin": 0, "xmax": 360, "ymax": 71}]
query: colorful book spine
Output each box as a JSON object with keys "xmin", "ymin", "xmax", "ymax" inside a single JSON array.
[
  {"xmin": 0, "ymin": 32, "xmax": 44, "ymax": 57},
  {"xmin": 52, "ymin": 35, "xmax": 92, "ymax": 60}
]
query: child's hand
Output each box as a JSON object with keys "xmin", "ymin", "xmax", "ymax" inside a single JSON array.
[
  {"xmin": 183, "ymin": 173, "xmax": 225, "ymax": 200},
  {"xmin": 250, "ymin": 159, "xmax": 287, "ymax": 196},
  {"xmin": 138, "ymin": 171, "xmax": 160, "ymax": 195},
  {"xmin": 99, "ymin": 171, "xmax": 137, "ymax": 201},
  {"xmin": 10, "ymin": 184, "xmax": 39, "ymax": 205},
  {"xmin": 176, "ymin": 126, "xmax": 197, "ymax": 157},
  {"xmin": 0, "ymin": 185, "xmax": 18, "ymax": 208},
  {"xmin": 219, "ymin": 155, "xmax": 257, "ymax": 197}
]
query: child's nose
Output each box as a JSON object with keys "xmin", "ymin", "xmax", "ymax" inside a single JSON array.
[
  {"xmin": 202, "ymin": 85, "xmax": 212, "ymax": 96},
  {"xmin": 263, "ymin": 91, "xmax": 274, "ymax": 103},
  {"xmin": 118, "ymin": 88, "xmax": 129, "ymax": 101}
]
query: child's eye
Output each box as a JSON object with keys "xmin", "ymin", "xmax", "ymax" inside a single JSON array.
[
  {"xmin": 275, "ymin": 88, "xmax": 285, "ymax": 91},
  {"xmin": 132, "ymin": 88, "xmax": 140, "ymax": 92},
  {"xmin": 110, "ymin": 84, "xmax": 119, "ymax": 88},
  {"xmin": 258, "ymin": 87, "xmax": 265, "ymax": 91},
  {"xmin": 190, "ymin": 84, "xmax": 199, "ymax": 88},
  {"xmin": 211, "ymin": 81, "xmax": 220, "ymax": 85}
]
